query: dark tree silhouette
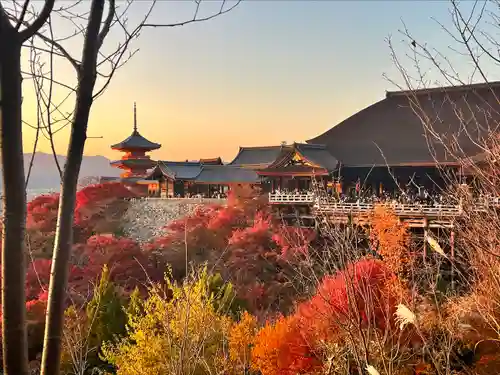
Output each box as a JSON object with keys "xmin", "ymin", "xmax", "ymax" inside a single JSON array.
[
  {"xmin": 0, "ymin": 2, "xmax": 55, "ymax": 374},
  {"xmin": 0, "ymin": 0, "xmax": 241, "ymax": 373}
]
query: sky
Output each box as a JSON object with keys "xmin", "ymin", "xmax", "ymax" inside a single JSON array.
[{"xmin": 19, "ymin": 0, "xmax": 485, "ymax": 163}]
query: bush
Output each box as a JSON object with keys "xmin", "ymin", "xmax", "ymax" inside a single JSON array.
[{"xmin": 101, "ymin": 268, "xmax": 234, "ymax": 375}]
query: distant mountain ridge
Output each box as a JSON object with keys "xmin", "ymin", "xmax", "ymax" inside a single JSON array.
[{"xmin": 1, "ymin": 152, "xmax": 121, "ymax": 190}]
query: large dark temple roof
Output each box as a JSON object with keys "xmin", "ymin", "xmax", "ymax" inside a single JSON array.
[{"xmin": 308, "ymin": 82, "xmax": 500, "ymax": 167}]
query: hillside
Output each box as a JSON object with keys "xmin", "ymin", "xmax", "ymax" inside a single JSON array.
[{"xmin": 1, "ymin": 152, "xmax": 121, "ymax": 190}]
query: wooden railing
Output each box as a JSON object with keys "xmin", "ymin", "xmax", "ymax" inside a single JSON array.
[
  {"xmin": 314, "ymin": 202, "xmax": 462, "ymax": 217},
  {"xmin": 269, "ymin": 193, "xmax": 469, "ymax": 217},
  {"xmin": 268, "ymin": 193, "xmax": 315, "ymax": 204}
]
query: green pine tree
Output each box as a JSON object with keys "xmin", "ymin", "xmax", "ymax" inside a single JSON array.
[{"xmin": 86, "ymin": 265, "xmax": 127, "ymax": 372}]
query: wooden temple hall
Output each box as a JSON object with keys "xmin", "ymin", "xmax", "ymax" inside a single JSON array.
[{"xmin": 109, "ymin": 82, "xmax": 499, "ymax": 199}]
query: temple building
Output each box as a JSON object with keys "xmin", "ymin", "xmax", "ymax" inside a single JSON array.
[
  {"xmin": 109, "ymin": 82, "xmax": 498, "ymax": 201},
  {"xmin": 228, "ymin": 143, "xmax": 338, "ymax": 192},
  {"xmin": 110, "ymin": 103, "xmax": 161, "ymax": 178},
  {"xmin": 143, "ymin": 142, "xmax": 339, "ymax": 198},
  {"xmin": 146, "ymin": 160, "xmax": 260, "ymax": 197},
  {"xmin": 307, "ymin": 81, "xmax": 500, "ymax": 196}
]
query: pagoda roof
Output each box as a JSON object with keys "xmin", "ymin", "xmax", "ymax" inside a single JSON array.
[
  {"xmin": 194, "ymin": 165, "xmax": 259, "ymax": 184},
  {"xmin": 228, "ymin": 145, "xmax": 285, "ymax": 168},
  {"xmin": 308, "ymin": 81, "xmax": 500, "ymax": 167},
  {"xmin": 111, "ymin": 130, "xmax": 161, "ymax": 151},
  {"xmin": 111, "ymin": 103, "xmax": 161, "ymax": 151}
]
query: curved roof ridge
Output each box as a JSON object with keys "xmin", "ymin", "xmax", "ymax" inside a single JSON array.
[
  {"xmin": 307, "ymin": 82, "xmax": 500, "ymax": 166},
  {"xmin": 239, "ymin": 145, "xmax": 283, "ymax": 150},
  {"xmin": 199, "ymin": 157, "xmax": 223, "ymax": 165},
  {"xmin": 386, "ymin": 80, "xmax": 500, "ymax": 98},
  {"xmin": 157, "ymin": 161, "xmax": 176, "ymax": 179},
  {"xmin": 159, "ymin": 160, "xmax": 201, "ymax": 166},
  {"xmin": 294, "ymin": 142, "xmax": 327, "ymax": 149},
  {"xmin": 228, "ymin": 144, "xmax": 285, "ymax": 166}
]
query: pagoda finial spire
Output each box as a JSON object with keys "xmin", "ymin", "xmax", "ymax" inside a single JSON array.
[{"xmin": 133, "ymin": 102, "xmax": 138, "ymax": 133}]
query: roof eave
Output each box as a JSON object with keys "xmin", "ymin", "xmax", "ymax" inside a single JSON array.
[{"xmin": 111, "ymin": 143, "xmax": 161, "ymax": 151}]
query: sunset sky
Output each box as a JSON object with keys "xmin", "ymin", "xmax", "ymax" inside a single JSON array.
[{"xmin": 21, "ymin": 0, "xmax": 485, "ymax": 163}]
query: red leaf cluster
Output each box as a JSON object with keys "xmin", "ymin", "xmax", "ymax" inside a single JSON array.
[
  {"xmin": 74, "ymin": 182, "xmax": 136, "ymax": 230},
  {"xmin": 272, "ymin": 226, "xmax": 316, "ymax": 257},
  {"xmin": 252, "ymin": 316, "xmax": 321, "ymax": 375},
  {"xmin": 27, "ymin": 194, "xmax": 60, "ymax": 232},
  {"xmin": 73, "ymin": 235, "xmax": 161, "ymax": 293},
  {"xmin": 25, "ymin": 259, "xmax": 52, "ymax": 300},
  {"xmin": 297, "ymin": 258, "xmax": 397, "ymax": 341},
  {"xmin": 252, "ymin": 258, "xmax": 407, "ymax": 375}
]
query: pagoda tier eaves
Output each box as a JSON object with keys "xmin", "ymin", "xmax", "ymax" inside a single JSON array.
[
  {"xmin": 110, "ymin": 158, "xmax": 157, "ymax": 169},
  {"xmin": 111, "ymin": 130, "xmax": 161, "ymax": 151}
]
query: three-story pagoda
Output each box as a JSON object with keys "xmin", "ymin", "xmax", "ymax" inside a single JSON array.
[{"xmin": 111, "ymin": 103, "xmax": 161, "ymax": 178}]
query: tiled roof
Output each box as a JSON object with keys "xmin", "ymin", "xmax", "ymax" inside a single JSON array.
[
  {"xmin": 308, "ymin": 82, "xmax": 500, "ymax": 166},
  {"xmin": 111, "ymin": 131, "xmax": 161, "ymax": 151},
  {"xmin": 228, "ymin": 146, "xmax": 284, "ymax": 167},
  {"xmin": 194, "ymin": 165, "xmax": 259, "ymax": 184},
  {"xmin": 295, "ymin": 143, "xmax": 338, "ymax": 171},
  {"xmin": 263, "ymin": 143, "xmax": 338, "ymax": 171},
  {"xmin": 157, "ymin": 161, "xmax": 202, "ymax": 180}
]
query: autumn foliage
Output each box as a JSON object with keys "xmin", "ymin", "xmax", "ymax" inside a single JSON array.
[{"xmin": 6, "ymin": 182, "xmax": 500, "ymax": 374}]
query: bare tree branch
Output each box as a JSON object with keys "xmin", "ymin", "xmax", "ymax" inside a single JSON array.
[
  {"xmin": 142, "ymin": 0, "xmax": 240, "ymax": 28},
  {"xmin": 19, "ymin": 0, "xmax": 55, "ymax": 41},
  {"xmin": 97, "ymin": 0, "xmax": 115, "ymax": 49},
  {"xmin": 14, "ymin": 0, "xmax": 30, "ymax": 30}
]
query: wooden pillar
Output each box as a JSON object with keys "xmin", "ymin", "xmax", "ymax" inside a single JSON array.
[
  {"xmin": 423, "ymin": 218, "xmax": 429, "ymax": 264},
  {"xmin": 450, "ymin": 230, "xmax": 455, "ymax": 291}
]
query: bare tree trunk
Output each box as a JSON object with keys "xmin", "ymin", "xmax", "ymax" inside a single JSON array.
[
  {"xmin": 40, "ymin": 1, "xmax": 104, "ymax": 373},
  {"xmin": 0, "ymin": 30, "xmax": 30, "ymax": 375}
]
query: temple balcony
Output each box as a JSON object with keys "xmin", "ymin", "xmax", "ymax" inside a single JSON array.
[
  {"xmin": 313, "ymin": 201, "xmax": 463, "ymax": 218},
  {"xmin": 268, "ymin": 192, "xmax": 315, "ymax": 204}
]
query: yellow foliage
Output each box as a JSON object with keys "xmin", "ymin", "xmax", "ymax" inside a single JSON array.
[
  {"xmin": 229, "ymin": 311, "xmax": 257, "ymax": 370},
  {"xmin": 370, "ymin": 205, "xmax": 411, "ymax": 275},
  {"xmin": 101, "ymin": 272, "xmax": 233, "ymax": 375}
]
